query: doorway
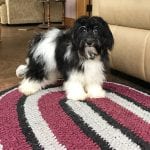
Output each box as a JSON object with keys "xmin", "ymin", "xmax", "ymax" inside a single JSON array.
[{"xmin": 76, "ymin": 0, "xmax": 92, "ymax": 18}]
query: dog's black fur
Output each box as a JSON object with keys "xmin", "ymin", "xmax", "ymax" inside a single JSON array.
[
  {"xmin": 26, "ymin": 32, "xmax": 46, "ymax": 81},
  {"xmin": 16, "ymin": 16, "xmax": 114, "ymax": 98},
  {"xmin": 55, "ymin": 16, "xmax": 114, "ymax": 80}
]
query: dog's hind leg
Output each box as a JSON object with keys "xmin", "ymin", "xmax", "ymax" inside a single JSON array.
[
  {"xmin": 17, "ymin": 56, "xmax": 50, "ymax": 95},
  {"xmin": 16, "ymin": 65, "xmax": 28, "ymax": 78},
  {"xmin": 18, "ymin": 78, "xmax": 43, "ymax": 95},
  {"xmin": 18, "ymin": 67, "xmax": 60, "ymax": 96}
]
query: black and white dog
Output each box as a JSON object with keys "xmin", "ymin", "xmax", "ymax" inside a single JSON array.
[{"xmin": 16, "ymin": 16, "xmax": 114, "ymax": 100}]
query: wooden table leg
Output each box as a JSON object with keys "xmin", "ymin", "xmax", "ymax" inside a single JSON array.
[{"xmin": 0, "ymin": 18, "xmax": 1, "ymax": 42}]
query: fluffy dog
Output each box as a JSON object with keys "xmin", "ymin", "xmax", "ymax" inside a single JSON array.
[{"xmin": 16, "ymin": 16, "xmax": 114, "ymax": 100}]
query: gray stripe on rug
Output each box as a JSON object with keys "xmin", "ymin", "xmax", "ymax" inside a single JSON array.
[
  {"xmin": 107, "ymin": 82, "xmax": 149, "ymax": 96},
  {"xmin": 24, "ymin": 87, "xmax": 66, "ymax": 150},
  {"xmin": 106, "ymin": 93, "xmax": 150, "ymax": 123},
  {"xmin": 66, "ymin": 100, "xmax": 141, "ymax": 150}
]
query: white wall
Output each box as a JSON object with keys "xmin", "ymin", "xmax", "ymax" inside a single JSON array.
[{"xmin": 65, "ymin": 0, "xmax": 76, "ymax": 19}]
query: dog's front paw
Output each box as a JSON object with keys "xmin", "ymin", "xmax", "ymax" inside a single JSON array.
[
  {"xmin": 87, "ymin": 85, "xmax": 106, "ymax": 98},
  {"xmin": 18, "ymin": 79, "xmax": 41, "ymax": 96},
  {"xmin": 67, "ymin": 91, "xmax": 87, "ymax": 101},
  {"xmin": 64, "ymin": 81, "xmax": 87, "ymax": 100}
]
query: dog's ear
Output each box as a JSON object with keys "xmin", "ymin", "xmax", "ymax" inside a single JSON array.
[
  {"xmin": 102, "ymin": 21, "xmax": 114, "ymax": 51},
  {"xmin": 92, "ymin": 16, "xmax": 114, "ymax": 51}
]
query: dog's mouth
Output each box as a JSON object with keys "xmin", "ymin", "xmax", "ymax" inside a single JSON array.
[
  {"xmin": 78, "ymin": 40, "xmax": 99, "ymax": 60},
  {"xmin": 84, "ymin": 46, "xmax": 98, "ymax": 60}
]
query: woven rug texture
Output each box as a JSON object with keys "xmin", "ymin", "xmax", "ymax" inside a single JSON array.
[{"xmin": 0, "ymin": 82, "xmax": 150, "ymax": 150}]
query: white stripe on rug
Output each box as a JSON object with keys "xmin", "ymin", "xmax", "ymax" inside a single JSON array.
[
  {"xmin": 24, "ymin": 87, "xmax": 66, "ymax": 150},
  {"xmin": 0, "ymin": 143, "xmax": 3, "ymax": 150},
  {"xmin": 106, "ymin": 93, "xmax": 150, "ymax": 124},
  {"xmin": 66, "ymin": 100, "xmax": 141, "ymax": 150},
  {"xmin": 106, "ymin": 82, "xmax": 149, "ymax": 96},
  {"xmin": 0, "ymin": 88, "xmax": 17, "ymax": 100}
]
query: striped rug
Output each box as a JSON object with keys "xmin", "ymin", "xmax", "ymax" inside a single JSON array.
[{"xmin": 0, "ymin": 82, "xmax": 150, "ymax": 150}]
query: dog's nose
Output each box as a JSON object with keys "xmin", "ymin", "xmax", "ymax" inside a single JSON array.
[{"xmin": 86, "ymin": 39, "xmax": 94, "ymax": 46}]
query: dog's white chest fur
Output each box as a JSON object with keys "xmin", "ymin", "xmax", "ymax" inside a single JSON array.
[
  {"xmin": 84, "ymin": 59, "xmax": 105, "ymax": 84},
  {"xmin": 68, "ymin": 59, "xmax": 105, "ymax": 84},
  {"xmin": 64, "ymin": 59, "xmax": 106, "ymax": 100}
]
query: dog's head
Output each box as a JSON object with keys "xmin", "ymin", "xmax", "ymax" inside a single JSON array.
[{"xmin": 71, "ymin": 16, "xmax": 114, "ymax": 60}]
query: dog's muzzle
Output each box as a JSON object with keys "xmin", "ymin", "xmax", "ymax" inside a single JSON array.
[
  {"xmin": 84, "ymin": 38, "xmax": 99, "ymax": 59},
  {"xmin": 85, "ymin": 46, "xmax": 98, "ymax": 59},
  {"xmin": 79, "ymin": 38, "xmax": 99, "ymax": 60}
]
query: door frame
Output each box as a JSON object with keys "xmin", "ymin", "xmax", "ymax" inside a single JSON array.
[{"xmin": 76, "ymin": 0, "xmax": 92, "ymax": 19}]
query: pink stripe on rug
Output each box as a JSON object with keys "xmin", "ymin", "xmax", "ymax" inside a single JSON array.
[
  {"xmin": 89, "ymin": 98, "xmax": 150, "ymax": 142},
  {"xmin": 0, "ymin": 90, "xmax": 32, "ymax": 150},
  {"xmin": 104, "ymin": 82, "xmax": 150, "ymax": 108},
  {"xmin": 38, "ymin": 92, "xmax": 100, "ymax": 150}
]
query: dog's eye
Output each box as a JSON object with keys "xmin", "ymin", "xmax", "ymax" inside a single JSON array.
[
  {"xmin": 82, "ymin": 29, "xmax": 87, "ymax": 33},
  {"xmin": 79, "ymin": 26, "xmax": 87, "ymax": 33},
  {"xmin": 93, "ymin": 28, "xmax": 98, "ymax": 34},
  {"xmin": 93, "ymin": 26, "xmax": 99, "ymax": 34}
]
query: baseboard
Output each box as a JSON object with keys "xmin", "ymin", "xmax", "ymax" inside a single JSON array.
[{"xmin": 65, "ymin": 17, "xmax": 75, "ymax": 27}]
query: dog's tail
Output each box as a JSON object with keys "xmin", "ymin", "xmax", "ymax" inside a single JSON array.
[{"xmin": 16, "ymin": 64, "xmax": 28, "ymax": 78}]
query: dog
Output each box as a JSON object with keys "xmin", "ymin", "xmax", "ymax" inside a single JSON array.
[{"xmin": 16, "ymin": 16, "xmax": 114, "ymax": 100}]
